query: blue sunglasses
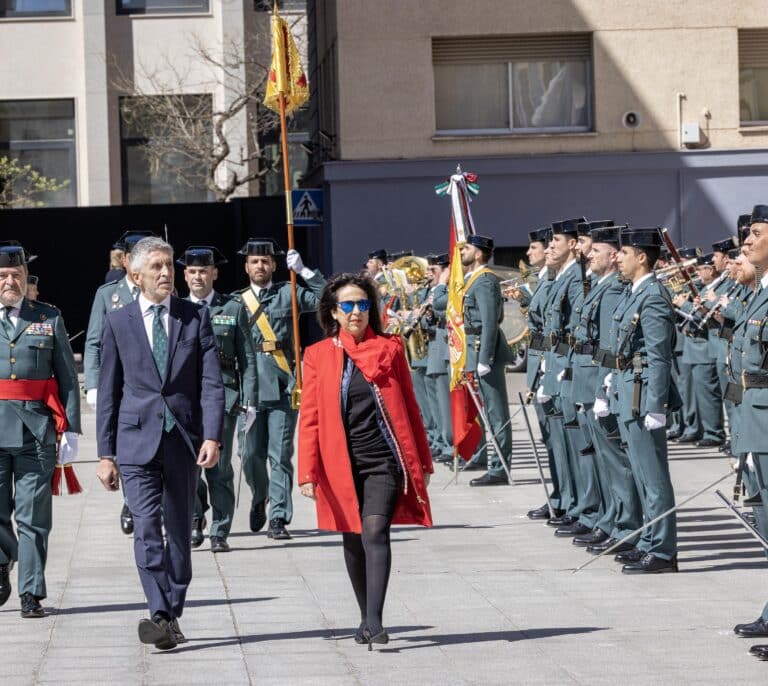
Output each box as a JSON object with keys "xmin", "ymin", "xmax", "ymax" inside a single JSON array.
[{"xmin": 337, "ymin": 299, "xmax": 371, "ymax": 314}]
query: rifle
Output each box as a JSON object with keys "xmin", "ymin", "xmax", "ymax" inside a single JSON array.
[{"xmin": 579, "ymin": 250, "xmax": 591, "ymax": 299}]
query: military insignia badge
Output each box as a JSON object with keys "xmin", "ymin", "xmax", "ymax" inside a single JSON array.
[{"xmin": 24, "ymin": 322, "xmax": 54, "ymax": 336}]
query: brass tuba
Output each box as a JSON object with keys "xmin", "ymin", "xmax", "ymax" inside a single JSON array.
[{"xmin": 391, "ymin": 255, "xmax": 430, "ymax": 361}]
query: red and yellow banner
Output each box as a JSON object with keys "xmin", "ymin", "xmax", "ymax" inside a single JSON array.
[{"xmin": 264, "ymin": 9, "xmax": 308, "ymax": 115}]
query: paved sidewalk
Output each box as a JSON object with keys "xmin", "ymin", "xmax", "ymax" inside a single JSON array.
[{"xmin": 2, "ymin": 397, "xmax": 766, "ymax": 685}]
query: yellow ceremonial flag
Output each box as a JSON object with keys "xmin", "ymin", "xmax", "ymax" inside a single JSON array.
[
  {"xmin": 446, "ymin": 239, "xmax": 467, "ymax": 391},
  {"xmin": 264, "ymin": 8, "xmax": 309, "ymax": 115}
]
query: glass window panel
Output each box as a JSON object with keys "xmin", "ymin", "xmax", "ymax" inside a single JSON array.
[
  {"xmin": 0, "ymin": 0, "xmax": 71, "ymax": 17},
  {"xmin": 512, "ymin": 60, "xmax": 588, "ymax": 129},
  {"xmin": 434, "ymin": 63, "xmax": 508, "ymax": 130},
  {"xmin": 117, "ymin": 0, "xmax": 209, "ymax": 15},
  {"xmin": 740, "ymin": 68, "xmax": 768, "ymax": 123},
  {"xmin": 254, "ymin": 0, "xmax": 306, "ymax": 10}
]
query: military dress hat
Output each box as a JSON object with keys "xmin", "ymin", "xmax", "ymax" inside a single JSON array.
[
  {"xmin": 0, "ymin": 242, "xmax": 27, "ymax": 267},
  {"xmin": 528, "ymin": 227, "xmax": 550, "ymax": 244},
  {"xmin": 117, "ymin": 230, "xmax": 157, "ymax": 253},
  {"xmin": 712, "ymin": 237, "xmax": 737, "ymax": 253},
  {"xmin": 466, "ymin": 235, "xmax": 494, "ymax": 251},
  {"xmin": 727, "ymin": 248, "xmax": 741, "ymax": 259},
  {"xmin": 620, "ymin": 227, "xmax": 663, "ymax": 248},
  {"xmin": 388, "ymin": 250, "xmax": 414, "ymax": 261},
  {"xmin": 738, "ymin": 214, "xmax": 752, "ymax": 229},
  {"xmin": 27, "ymin": 274, "xmax": 39, "ymax": 285},
  {"xmin": 590, "ymin": 225, "xmax": 622, "ymax": 246},
  {"xmin": 237, "ymin": 238, "xmax": 285, "ymax": 257},
  {"xmin": 551, "ymin": 217, "xmax": 586, "ymax": 236},
  {"xmin": 177, "ymin": 246, "xmax": 228, "ymax": 267},
  {"xmin": 368, "ymin": 249, "xmax": 387, "ymax": 261},
  {"xmin": 678, "ymin": 246, "xmax": 703, "ymax": 259},
  {"xmin": 427, "ymin": 253, "xmax": 450, "ymax": 267},
  {"xmin": 750, "ymin": 205, "xmax": 768, "ymax": 225},
  {"xmin": 697, "ymin": 252, "xmax": 715, "ymax": 266}
]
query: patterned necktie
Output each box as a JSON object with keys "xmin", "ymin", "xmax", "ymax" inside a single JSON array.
[
  {"xmin": 150, "ymin": 305, "xmax": 174, "ymax": 432},
  {"xmin": 0, "ymin": 306, "xmax": 14, "ymax": 339}
]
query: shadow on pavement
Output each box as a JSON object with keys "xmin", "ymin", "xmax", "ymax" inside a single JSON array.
[{"xmin": 51, "ymin": 596, "xmax": 276, "ymax": 616}]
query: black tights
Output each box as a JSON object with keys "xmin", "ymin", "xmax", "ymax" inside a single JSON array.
[{"xmin": 342, "ymin": 514, "xmax": 392, "ymax": 635}]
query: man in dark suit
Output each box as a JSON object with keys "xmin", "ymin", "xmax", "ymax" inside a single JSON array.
[{"xmin": 96, "ymin": 237, "xmax": 224, "ymax": 651}]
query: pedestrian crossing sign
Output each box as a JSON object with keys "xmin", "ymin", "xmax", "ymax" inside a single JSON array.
[{"xmin": 291, "ymin": 189, "xmax": 323, "ymax": 226}]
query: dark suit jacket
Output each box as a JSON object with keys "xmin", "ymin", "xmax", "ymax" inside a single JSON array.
[{"xmin": 96, "ymin": 296, "xmax": 225, "ymax": 465}]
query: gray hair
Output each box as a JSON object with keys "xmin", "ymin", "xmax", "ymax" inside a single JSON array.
[{"xmin": 129, "ymin": 237, "xmax": 174, "ymax": 272}]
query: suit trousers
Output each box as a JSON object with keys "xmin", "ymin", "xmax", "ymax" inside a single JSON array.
[
  {"xmin": 0, "ymin": 428, "xmax": 56, "ymax": 598},
  {"xmin": 618, "ymin": 418, "xmax": 677, "ymax": 560},
  {"xmin": 242, "ymin": 396, "xmax": 297, "ymax": 522},
  {"xmin": 195, "ymin": 412, "xmax": 237, "ymax": 538},
  {"xmin": 690, "ymin": 363, "xmax": 725, "ymax": 442},
  {"xmin": 476, "ymin": 365, "xmax": 512, "ymax": 479},
  {"xmin": 678, "ymin": 360, "xmax": 699, "ymax": 438},
  {"xmin": 120, "ymin": 428, "xmax": 199, "ymax": 619}
]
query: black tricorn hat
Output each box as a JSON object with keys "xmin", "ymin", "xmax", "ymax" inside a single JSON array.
[
  {"xmin": 750, "ymin": 205, "xmax": 768, "ymax": 225},
  {"xmin": 551, "ymin": 217, "xmax": 586, "ymax": 236},
  {"xmin": 237, "ymin": 238, "xmax": 284, "ymax": 257},
  {"xmin": 177, "ymin": 246, "xmax": 228, "ymax": 267},
  {"xmin": 578, "ymin": 219, "xmax": 613, "ymax": 236},
  {"xmin": 712, "ymin": 237, "xmax": 737, "ymax": 253},
  {"xmin": 387, "ymin": 250, "xmax": 414, "ymax": 261},
  {"xmin": 620, "ymin": 227, "xmax": 663, "ymax": 248},
  {"xmin": 678, "ymin": 246, "xmax": 703, "ymax": 259},
  {"xmin": 528, "ymin": 227, "xmax": 550, "ymax": 244},
  {"xmin": 117, "ymin": 230, "xmax": 157, "ymax": 253},
  {"xmin": 466, "ymin": 235, "xmax": 494, "ymax": 252},
  {"xmin": 697, "ymin": 252, "xmax": 714, "ymax": 266},
  {"xmin": 727, "ymin": 248, "xmax": 741, "ymax": 260},
  {"xmin": 426, "ymin": 253, "xmax": 450, "ymax": 267},
  {"xmin": 590, "ymin": 225, "xmax": 622, "ymax": 246},
  {"xmin": 368, "ymin": 249, "xmax": 387, "ymax": 261},
  {"xmin": 0, "ymin": 242, "xmax": 27, "ymax": 267}
]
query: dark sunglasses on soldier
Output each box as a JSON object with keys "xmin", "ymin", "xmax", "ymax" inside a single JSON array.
[{"xmin": 337, "ymin": 299, "xmax": 371, "ymax": 314}]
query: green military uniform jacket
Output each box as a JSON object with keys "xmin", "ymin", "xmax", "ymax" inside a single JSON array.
[
  {"xmin": 542, "ymin": 260, "xmax": 581, "ymax": 397},
  {"xmin": 0, "ymin": 299, "xmax": 81, "ymax": 447},
  {"xmin": 463, "ymin": 268, "xmax": 512, "ymax": 373},
  {"xmin": 84, "ymin": 276, "xmax": 136, "ymax": 390},
  {"xmin": 425, "ymin": 283, "xmax": 449, "ymax": 376},
  {"xmin": 242, "ymin": 270, "xmax": 326, "ymax": 405},
  {"xmin": 525, "ymin": 268, "xmax": 552, "ymax": 391}
]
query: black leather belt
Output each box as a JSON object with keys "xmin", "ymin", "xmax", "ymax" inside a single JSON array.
[
  {"xmin": 254, "ymin": 341, "xmax": 289, "ymax": 353},
  {"xmin": 743, "ymin": 372, "xmax": 768, "ymax": 389},
  {"xmin": 528, "ymin": 331, "xmax": 547, "ymax": 351},
  {"xmin": 592, "ymin": 348, "xmax": 617, "ymax": 368},
  {"xmin": 465, "ymin": 326, "xmax": 481, "ymax": 336},
  {"xmin": 573, "ymin": 342, "xmax": 595, "ymax": 356}
]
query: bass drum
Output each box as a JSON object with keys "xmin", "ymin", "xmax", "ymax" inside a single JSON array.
[{"xmin": 501, "ymin": 298, "xmax": 528, "ymax": 345}]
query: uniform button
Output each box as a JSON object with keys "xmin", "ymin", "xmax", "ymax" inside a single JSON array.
[
  {"xmin": 8, "ymin": 343, "xmax": 14, "ymax": 348},
  {"xmin": 9, "ymin": 357, "xmax": 15, "ymax": 364},
  {"xmin": 10, "ymin": 374, "xmax": 16, "ymax": 380}
]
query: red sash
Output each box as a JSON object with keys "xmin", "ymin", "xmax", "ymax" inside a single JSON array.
[{"xmin": 0, "ymin": 378, "xmax": 68, "ymax": 433}]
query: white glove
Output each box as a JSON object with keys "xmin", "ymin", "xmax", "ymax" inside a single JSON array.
[
  {"xmin": 593, "ymin": 398, "xmax": 610, "ymax": 418},
  {"xmin": 535, "ymin": 386, "xmax": 551, "ymax": 404},
  {"xmin": 540, "ymin": 358, "xmax": 547, "ymax": 373},
  {"xmin": 59, "ymin": 432, "xmax": 79, "ymax": 464},
  {"xmin": 644, "ymin": 412, "xmax": 666, "ymax": 431},
  {"xmin": 86, "ymin": 388, "xmax": 97, "ymax": 409},
  {"xmin": 477, "ymin": 362, "xmax": 491, "ymax": 378},
  {"xmin": 557, "ymin": 369, "xmax": 565, "ymax": 382},
  {"xmin": 746, "ymin": 452, "xmax": 755, "ymax": 471},
  {"xmin": 602, "ymin": 373, "xmax": 613, "ymax": 390},
  {"xmin": 244, "ymin": 406, "xmax": 257, "ymax": 433},
  {"xmin": 286, "ymin": 249, "xmax": 315, "ymax": 280}
]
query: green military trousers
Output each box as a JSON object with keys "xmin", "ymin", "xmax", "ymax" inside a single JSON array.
[
  {"xmin": 411, "ymin": 368, "xmax": 439, "ymax": 451},
  {"xmin": 242, "ymin": 397, "xmax": 297, "ymax": 524},
  {"xmin": 195, "ymin": 412, "xmax": 237, "ymax": 539},
  {"xmin": 424, "ymin": 372, "xmax": 452, "ymax": 456},
  {"xmin": 0, "ymin": 429, "xmax": 56, "ymax": 599},
  {"xmin": 477, "ymin": 365, "xmax": 512, "ymax": 479}
]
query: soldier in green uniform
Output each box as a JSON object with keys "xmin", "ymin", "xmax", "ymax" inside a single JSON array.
[
  {"xmin": 609, "ymin": 227, "xmax": 679, "ymax": 574},
  {"xmin": 0, "ymin": 243, "xmax": 80, "ymax": 618},
  {"xmin": 238, "ymin": 238, "xmax": 326, "ymax": 539},
  {"xmin": 459, "ymin": 235, "xmax": 513, "ymax": 486},
  {"xmin": 84, "ymin": 230, "xmax": 154, "ymax": 535},
  {"xmin": 731, "ymin": 205, "xmax": 768, "ymax": 659},
  {"xmin": 179, "ymin": 246, "xmax": 258, "ymax": 553}
]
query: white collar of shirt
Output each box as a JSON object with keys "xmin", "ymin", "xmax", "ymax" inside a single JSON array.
[
  {"xmin": 537, "ymin": 265, "xmax": 548, "ymax": 279},
  {"xmin": 597, "ymin": 271, "xmax": 614, "ymax": 286},
  {"xmin": 251, "ymin": 282, "xmax": 273, "ymax": 298},
  {"xmin": 138, "ymin": 294, "xmax": 171, "ymax": 347},
  {"xmin": 139, "ymin": 294, "xmax": 171, "ymax": 316},
  {"xmin": 555, "ymin": 258, "xmax": 576, "ymax": 281},
  {"xmin": 123, "ymin": 275, "xmax": 137, "ymax": 290},
  {"xmin": 632, "ymin": 272, "xmax": 654, "ymax": 293},
  {"xmin": 463, "ymin": 268, "xmax": 476, "ymax": 281},
  {"xmin": 190, "ymin": 291, "xmax": 214, "ymax": 306},
  {"xmin": 2, "ymin": 296, "xmax": 24, "ymax": 324},
  {"xmin": 761, "ymin": 272, "xmax": 768, "ymax": 289}
]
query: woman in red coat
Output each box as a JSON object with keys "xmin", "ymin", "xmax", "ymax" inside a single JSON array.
[{"xmin": 298, "ymin": 272, "xmax": 433, "ymax": 650}]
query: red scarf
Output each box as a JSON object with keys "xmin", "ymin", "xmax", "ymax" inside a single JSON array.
[{"xmin": 337, "ymin": 326, "xmax": 400, "ymax": 384}]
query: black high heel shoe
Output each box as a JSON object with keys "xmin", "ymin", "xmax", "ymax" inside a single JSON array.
[
  {"xmin": 354, "ymin": 622, "xmax": 368, "ymax": 644},
  {"xmin": 364, "ymin": 628, "xmax": 389, "ymax": 651}
]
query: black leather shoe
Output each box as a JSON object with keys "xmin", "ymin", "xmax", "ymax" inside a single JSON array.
[
  {"xmin": 666, "ymin": 430, "xmax": 682, "ymax": 441},
  {"xmin": 743, "ymin": 494, "xmax": 763, "ymax": 507},
  {"xmin": 469, "ymin": 473, "xmax": 509, "ymax": 486},
  {"xmin": 614, "ymin": 547, "xmax": 644, "ymax": 563},
  {"xmin": 138, "ymin": 614, "xmax": 177, "ymax": 650},
  {"xmin": 695, "ymin": 438, "xmax": 724, "ymax": 448},
  {"xmin": 573, "ymin": 529, "xmax": 609, "ymax": 547},
  {"xmin": 676, "ymin": 434, "xmax": 700, "ymax": 443},
  {"xmin": 622, "ymin": 553, "xmax": 678, "ymax": 574},
  {"xmin": 587, "ymin": 538, "xmax": 635, "ymax": 555},
  {"xmin": 461, "ymin": 461, "xmax": 485, "ymax": 472},
  {"xmin": 210, "ymin": 536, "xmax": 230, "ymax": 553},
  {"xmin": 20, "ymin": 593, "xmax": 44, "ymax": 619},
  {"xmin": 0, "ymin": 563, "xmax": 10, "ymax": 607},
  {"xmin": 120, "ymin": 504, "xmax": 134, "ymax": 535},
  {"xmin": 267, "ymin": 518, "xmax": 292, "ymax": 540},
  {"xmin": 554, "ymin": 521, "xmax": 592, "ymax": 537},
  {"xmin": 250, "ymin": 500, "xmax": 267, "ymax": 532},
  {"xmin": 527, "ymin": 504, "xmax": 564, "ymax": 520},
  {"xmin": 169, "ymin": 618, "xmax": 187, "ymax": 644},
  {"xmin": 734, "ymin": 617, "xmax": 768, "ymax": 638},
  {"xmin": 191, "ymin": 516, "xmax": 206, "ymax": 549},
  {"xmin": 749, "ymin": 644, "xmax": 768, "ymax": 659},
  {"xmin": 547, "ymin": 514, "xmax": 575, "ymax": 528}
]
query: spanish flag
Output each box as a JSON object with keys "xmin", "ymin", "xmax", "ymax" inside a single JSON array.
[{"xmin": 264, "ymin": 7, "xmax": 309, "ymax": 116}]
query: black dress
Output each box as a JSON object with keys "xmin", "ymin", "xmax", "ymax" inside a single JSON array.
[{"xmin": 344, "ymin": 359, "xmax": 402, "ymax": 517}]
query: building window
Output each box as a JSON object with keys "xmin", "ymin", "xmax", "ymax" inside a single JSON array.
[
  {"xmin": 120, "ymin": 95, "xmax": 213, "ymax": 205},
  {"xmin": 432, "ymin": 33, "xmax": 593, "ymax": 134},
  {"xmin": 0, "ymin": 0, "xmax": 71, "ymax": 18},
  {"xmin": 117, "ymin": 0, "xmax": 209, "ymax": 15},
  {"xmin": 254, "ymin": 0, "xmax": 305, "ymax": 11},
  {"xmin": 0, "ymin": 99, "xmax": 77, "ymax": 207},
  {"xmin": 739, "ymin": 29, "xmax": 768, "ymax": 125}
]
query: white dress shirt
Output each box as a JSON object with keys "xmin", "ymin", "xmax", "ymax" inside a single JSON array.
[
  {"xmin": 250, "ymin": 282, "xmax": 273, "ymax": 299},
  {"xmin": 138, "ymin": 294, "xmax": 171, "ymax": 348},
  {"xmin": 761, "ymin": 272, "xmax": 768, "ymax": 290},
  {"xmin": 555, "ymin": 258, "xmax": 576, "ymax": 281},
  {"xmin": 631, "ymin": 272, "xmax": 653, "ymax": 293},
  {"xmin": 190, "ymin": 291, "xmax": 214, "ymax": 307},
  {"xmin": 1, "ymin": 296, "xmax": 24, "ymax": 329}
]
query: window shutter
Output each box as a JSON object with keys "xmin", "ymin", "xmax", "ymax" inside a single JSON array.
[
  {"xmin": 432, "ymin": 33, "xmax": 592, "ymax": 65},
  {"xmin": 739, "ymin": 29, "xmax": 768, "ymax": 69}
]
